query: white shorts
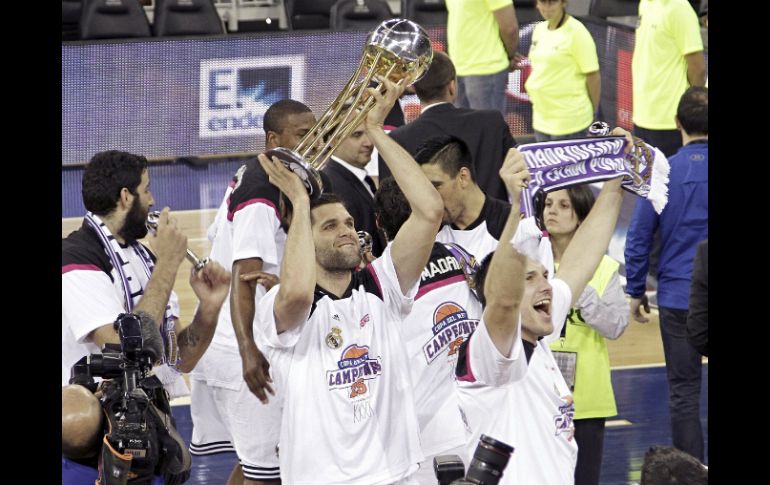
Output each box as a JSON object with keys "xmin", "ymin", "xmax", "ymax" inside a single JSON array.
[
  {"xmin": 189, "ymin": 378, "xmax": 235, "ymax": 456},
  {"xmin": 190, "ymin": 377, "xmax": 282, "ymax": 481}
]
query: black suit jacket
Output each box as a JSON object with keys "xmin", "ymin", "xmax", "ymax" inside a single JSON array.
[
  {"xmin": 322, "ymin": 160, "xmax": 387, "ymax": 257},
  {"xmin": 379, "ymin": 103, "xmax": 516, "ymax": 201}
]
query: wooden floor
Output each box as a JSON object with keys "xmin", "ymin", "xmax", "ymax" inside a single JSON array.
[{"xmin": 62, "ymin": 209, "xmax": 668, "ymax": 368}]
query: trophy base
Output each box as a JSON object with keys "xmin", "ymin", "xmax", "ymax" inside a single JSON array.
[{"xmin": 264, "ymin": 147, "xmax": 324, "ymax": 201}]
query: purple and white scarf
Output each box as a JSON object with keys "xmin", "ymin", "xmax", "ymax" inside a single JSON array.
[
  {"xmin": 516, "ymin": 134, "xmax": 670, "ymax": 217},
  {"xmin": 85, "ymin": 212, "xmax": 188, "ymax": 395},
  {"xmin": 508, "ymin": 128, "xmax": 669, "ymax": 277}
]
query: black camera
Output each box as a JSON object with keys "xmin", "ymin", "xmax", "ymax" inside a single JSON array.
[
  {"xmin": 69, "ymin": 312, "xmax": 190, "ymax": 485},
  {"xmin": 70, "ymin": 312, "xmax": 157, "ymax": 388},
  {"xmin": 434, "ymin": 434, "xmax": 514, "ymax": 485}
]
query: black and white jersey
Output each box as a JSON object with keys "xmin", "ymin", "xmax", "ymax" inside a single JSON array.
[
  {"xmin": 62, "ymin": 224, "xmax": 179, "ymax": 385},
  {"xmin": 193, "ymin": 158, "xmax": 286, "ymax": 387},
  {"xmin": 436, "ymin": 195, "xmax": 512, "ymax": 262},
  {"xmin": 256, "ymin": 247, "xmax": 423, "ymax": 485}
]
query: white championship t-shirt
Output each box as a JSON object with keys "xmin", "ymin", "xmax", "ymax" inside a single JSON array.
[
  {"xmin": 456, "ymin": 278, "xmax": 577, "ymax": 485},
  {"xmin": 257, "ymin": 246, "xmax": 424, "ymax": 485},
  {"xmin": 401, "ymin": 242, "xmax": 483, "ymax": 457}
]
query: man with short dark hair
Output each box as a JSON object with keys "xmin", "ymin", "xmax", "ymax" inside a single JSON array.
[
  {"xmin": 253, "ymin": 78, "xmax": 444, "ymax": 484},
  {"xmin": 625, "ymin": 86, "xmax": 708, "ymax": 461},
  {"xmin": 373, "ymin": 145, "xmax": 535, "ymax": 483},
  {"xmin": 380, "ymin": 51, "xmax": 516, "ymax": 202},
  {"xmin": 190, "ymin": 99, "xmax": 318, "ymax": 485},
  {"xmin": 62, "ymin": 150, "xmax": 231, "ymax": 483},
  {"xmin": 417, "ymin": 135, "xmax": 512, "ymax": 261},
  {"xmin": 62, "ymin": 150, "xmax": 230, "ymax": 385}
]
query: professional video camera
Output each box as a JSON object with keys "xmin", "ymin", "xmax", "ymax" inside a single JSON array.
[
  {"xmin": 69, "ymin": 312, "xmax": 191, "ymax": 485},
  {"xmin": 434, "ymin": 434, "xmax": 514, "ymax": 485}
]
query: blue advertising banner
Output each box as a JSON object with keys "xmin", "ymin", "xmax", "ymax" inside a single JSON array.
[{"xmin": 63, "ymin": 31, "xmax": 375, "ymax": 165}]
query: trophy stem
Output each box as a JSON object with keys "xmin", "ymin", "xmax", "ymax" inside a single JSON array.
[
  {"xmin": 330, "ymin": 50, "xmax": 383, "ymax": 138},
  {"xmin": 303, "ymin": 52, "xmax": 383, "ymax": 166},
  {"xmin": 312, "ymin": 63, "xmax": 396, "ymax": 171},
  {"xmin": 298, "ymin": 92, "xmax": 350, "ymax": 159},
  {"xmin": 294, "ymin": 55, "xmax": 369, "ymax": 156}
]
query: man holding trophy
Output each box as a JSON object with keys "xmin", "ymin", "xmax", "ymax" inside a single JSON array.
[{"xmin": 246, "ymin": 19, "xmax": 445, "ymax": 484}]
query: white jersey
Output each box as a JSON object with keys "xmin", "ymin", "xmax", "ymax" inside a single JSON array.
[
  {"xmin": 257, "ymin": 247, "xmax": 424, "ymax": 485},
  {"xmin": 456, "ymin": 278, "xmax": 576, "ymax": 485},
  {"xmin": 190, "ymin": 158, "xmax": 285, "ymax": 477},
  {"xmin": 192, "ymin": 191, "xmax": 286, "ymax": 388},
  {"xmin": 435, "ymin": 195, "xmax": 511, "ymax": 262},
  {"xmin": 401, "ymin": 242, "xmax": 483, "ymax": 456},
  {"xmin": 62, "ymin": 231, "xmax": 179, "ymax": 386}
]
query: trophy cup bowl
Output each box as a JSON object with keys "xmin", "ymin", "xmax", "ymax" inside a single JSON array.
[{"xmin": 265, "ymin": 18, "xmax": 433, "ymax": 201}]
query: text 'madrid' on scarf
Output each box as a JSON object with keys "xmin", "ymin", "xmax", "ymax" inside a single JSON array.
[{"xmin": 516, "ymin": 134, "xmax": 670, "ymax": 218}]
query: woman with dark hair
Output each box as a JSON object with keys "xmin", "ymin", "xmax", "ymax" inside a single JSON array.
[{"xmin": 537, "ymin": 185, "xmax": 629, "ymax": 485}]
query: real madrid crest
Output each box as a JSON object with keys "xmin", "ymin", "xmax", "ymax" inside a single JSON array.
[{"xmin": 326, "ymin": 326, "xmax": 343, "ymax": 349}]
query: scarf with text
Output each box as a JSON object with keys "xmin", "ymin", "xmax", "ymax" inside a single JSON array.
[
  {"xmin": 516, "ymin": 134, "xmax": 670, "ymax": 217},
  {"xmin": 84, "ymin": 212, "xmax": 179, "ymax": 369}
]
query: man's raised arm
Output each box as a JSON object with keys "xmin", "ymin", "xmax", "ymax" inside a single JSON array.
[
  {"xmin": 557, "ymin": 131, "xmax": 630, "ymax": 306},
  {"xmin": 365, "ymin": 78, "xmax": 443, "ymax": 293},
  {"xmin": 259, "ymin": 155, "xmax": 316, "ymax": 335},
  {"xmin": 481, "ymin": 149, "xmax": 529, "ymax": 357},
  {"xmin": 176, "ymin": 261, "xmax": 231, "ymax": 373}
]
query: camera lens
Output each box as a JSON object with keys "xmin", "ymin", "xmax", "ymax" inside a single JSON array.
[{"xmin": 464, "ymin": 434, "xmax": 514, "ymax": 485}]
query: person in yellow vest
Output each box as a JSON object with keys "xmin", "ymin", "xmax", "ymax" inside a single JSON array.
[
  {"xmin": 632, "ymin": 0, "xmax": 706, "ymax": 156},
  {"xmin": 525, "ymin": 0, "xmax": 601, "ymax": 142},
  {"xmin": 537, "ymin": 185, "xmax": 629, "ymax": 485},
  {"xmin": 445, "ymin": 0, "xmax": 520, "ymax": 113}
]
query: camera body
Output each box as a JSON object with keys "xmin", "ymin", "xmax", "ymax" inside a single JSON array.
[
  {"xmin": 69, "ymin": 313, "xmax": 189, "ymax": 484},
  {"xmin": 434, "ymin": 434, "xmax": 514, "ymax": 485}
]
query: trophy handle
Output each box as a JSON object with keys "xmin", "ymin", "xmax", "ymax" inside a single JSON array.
[
  {"xmin": 146, "ymin": 211, "xmax": 209, "ymax": 271},
  {"xmin": 264, "ymin": 147, "xmax": 324, "ymax": 201}
]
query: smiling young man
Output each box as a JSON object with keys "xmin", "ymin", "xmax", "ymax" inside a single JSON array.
[{"xmin": 253, "ymin": 79, "xmax": 444, "ymax": 485}]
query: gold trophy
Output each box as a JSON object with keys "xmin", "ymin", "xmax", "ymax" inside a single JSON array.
[{"xmin": 266, "ymin": 19, "xmax": 433, "ymax": 200}]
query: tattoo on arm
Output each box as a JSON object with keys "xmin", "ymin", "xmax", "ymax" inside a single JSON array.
[{"xmin": 179, "ymin": 326, "xmax": 200, "ymax": 349}]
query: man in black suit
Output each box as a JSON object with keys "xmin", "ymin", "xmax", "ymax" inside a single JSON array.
[
  {"xmin": 379, "ymin": 51, "xmax": 516, "ymax": 202},
  {"xmin": 686, "ymin": 239, "xmax": 707, "ymax": 357},
  {"xmin": 323, "ymin": 122, "xmax": 388, "ymax": 257}
]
